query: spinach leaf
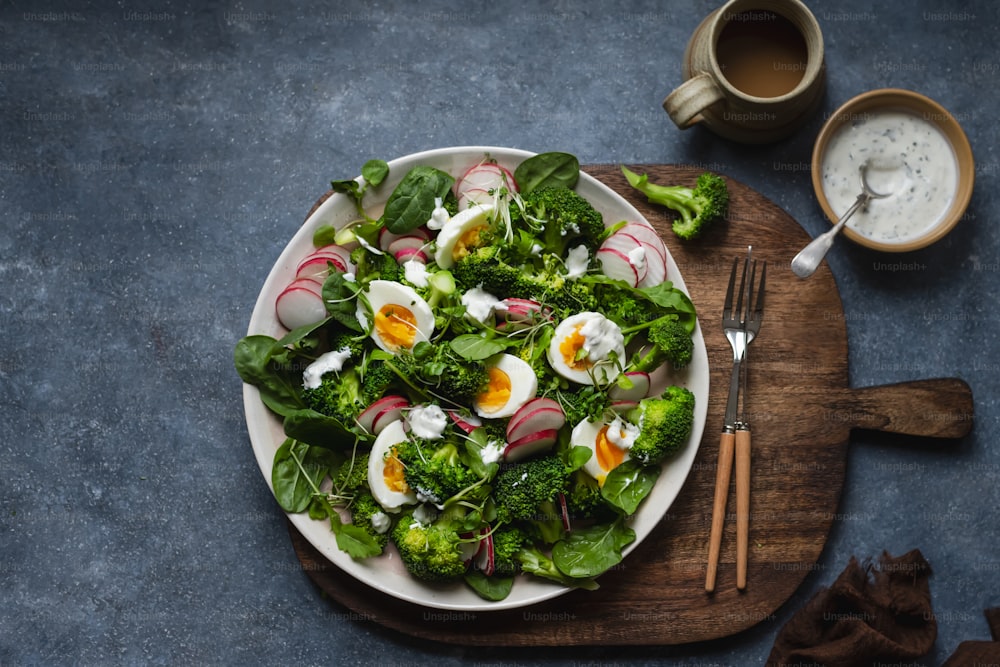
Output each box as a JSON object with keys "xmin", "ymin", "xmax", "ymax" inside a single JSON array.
[
  {"xmin": 331, "ymin": 158, "xmax": 389, "ymax": 220},
  {"xmin": 312, "ymin": 224, "xmax": 339, "ymax": 248},
  {"xmin": 518, "ymin": 545, "xmax": 599, "ymax": 590},
  {"xmin": 361, "ymin": 159, "xmax": 389, "ymax": 187},
  {"xmin": 381, "ymin": 166, "xmax": 454, "ymax": 234},
  {"xmin": 321, "ymin": 272, "xmax": 363, "ymax": 332},
  {"xmin": 514, "ymin": 152, "xmax": 579, "ymax": 194},
  {"xmin": 465, "ymin": 571, "xmax": 514, "ymax": 601},
  {"xmin": 282, "ymin": 408, "xmax": 357, "ymax": 449},
  {"xmin": 234, "ymin": 335, "xmax": 307, "ymax": 417},
  {"xmin": 564, "ymin": 445, "xmax": 593, "ymax": 472},
  {"xmin": 601, "ymin": 460, "xmax": 660, "ymax": 515},
  {"xmin": 551, "ymin": 518, "xmax": 636, "ymax": 579},
  {"xmin": 271, "ymin": 439, "xmax": 339, "ymax": 513},
  {"xmin": 449, "ymin": 334, "xmax": 508, "ymax": 361}
]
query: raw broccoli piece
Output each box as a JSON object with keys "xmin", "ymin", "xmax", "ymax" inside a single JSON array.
[
  {"xmin": 513, "ymin": 186, "xmax": 605, "ymax": 257},
  {"xmin": 350, "ymin": 491, "xmax": 390, "ymax": 551},
  {"xmin": 493, "ymin": 455, "xmax": 571, "ymax": 544},
  {"xmin": 491, "ymin": 526, "xmax": 528, "ymax": 576},
  {"xmin": 622, "ymin": 315, "xmax": 695, "ymax": 372},
  {"xmin": 360, "ymin": 359, "xmax": 397, "ymax": 404},
  {"xmin": 302, "ymin": 368, "xmax": 364, "ymax": 425},
  {"xmin": 388, "ymin": 341, "xmax": 490, "ymax": 405},
  {"xmin": 331, "ymin": 452, "xmax": 370, "ymax": 494},
  {"xmin": 622, "ymin": 166, "xmax": 729, "ymax": 240},
  {"xmin": 627, "ymin": 386, "xmax": 696, "ymax": 464},
  {"xmin": 452, "ymin": 245, "xmax": 523, "ymax": 295},
  {"xmin": 556, "ymin": 385, "xmax": 611, "ymax": 426},
  {"xmin": 565, "ymin": 468, "xmax": 613, "ymax": 520},
  {"xmin": 394, "ymin": 439, "xmax": 482, "ymax": 506},
  {"xmin": 352, "ymin": 246, "xmax": 401, "ymax": 283},
  {"xmin": 391, "ymin": 509, "xmax": 468, "ymax": 582}
]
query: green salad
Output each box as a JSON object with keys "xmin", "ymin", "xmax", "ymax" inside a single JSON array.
[{"xmin": 235, "ymin": 151, "xmax": 699, "ymax": 601}]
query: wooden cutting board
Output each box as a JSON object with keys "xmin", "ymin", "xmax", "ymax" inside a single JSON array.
[{"xmin": 284, "ymin": 165, "xmax": 974, "ymax": 645}]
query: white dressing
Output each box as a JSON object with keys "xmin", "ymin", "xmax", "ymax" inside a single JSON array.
[{"xmin": 302, "ymin": 347, "xmax": 353, "ymax": 389}]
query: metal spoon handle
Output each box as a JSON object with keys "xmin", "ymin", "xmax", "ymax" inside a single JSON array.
[{"xmin": 791, "ymin": 193, "xmax": 870, "ymax": 278}]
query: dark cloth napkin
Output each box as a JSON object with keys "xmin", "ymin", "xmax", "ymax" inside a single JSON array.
[{"xmin": 767, "ymin": 549, "xmax": 936, "ymax": 667}]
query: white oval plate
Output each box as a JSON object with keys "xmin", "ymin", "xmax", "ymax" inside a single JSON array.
[{"xmin": 242, "ymin": 146, "xmax": 709, "ymax": 611}]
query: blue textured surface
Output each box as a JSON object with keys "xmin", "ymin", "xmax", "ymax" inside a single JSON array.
[{"xmin": 2, "ymin": 1, "xmax": 998, "ymax": 665}]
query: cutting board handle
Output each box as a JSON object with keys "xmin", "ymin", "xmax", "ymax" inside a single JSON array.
[{"xmin": 830, "ymin": 378, "xmax": 974, "ymax": 439}]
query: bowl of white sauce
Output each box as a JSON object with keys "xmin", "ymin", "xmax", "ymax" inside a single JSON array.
[{"xmin": 811, "ymin": 88, "xmax": 974, "ymax": 252}]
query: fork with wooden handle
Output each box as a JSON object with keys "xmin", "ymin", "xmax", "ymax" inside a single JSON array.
[{"xmin": 706, "ymin": 249, "xmax": 765, "ymax": 593}]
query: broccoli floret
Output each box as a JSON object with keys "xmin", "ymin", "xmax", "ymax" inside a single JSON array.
[
  {"xmin": 350, "ymin": 491, "xmax": 390, "ymax": 551},
  {"xmin": 623, "ymin": 315, "xmax": 695, "ymax": 372},
  {"xmin": 352, "ymin": 246, "xmax": 401, "ymax": 283},
  {"xmin": 302, "ymin": 368, "xmax": 364, "ymax": 425},
  {"xmin": 627, "ymin": 386, "xmax": 696, "ymax": 464},
  {"xmin": 565, "ymin": 468, "xmax": 612, "ymax": 520},
  {"xmin": 360, "ymin": 359, "xmax": 397, "ymax": 404},
  {"xmin": 388, "ymin": 341, "xmax": 489, "ymax": 406},
  {"xmin": 452, "ymin": 246, "xmax": 523, "ymax": 295},
  {"xmin": 622, "ymin": 166, "xmax": 729, "ymax": 240},
  {"xmin": 391, "ymin": 509, "xmax": 468, "ymax": 582},
  {"xmin": 556, "ymin": 385, "xmax": 612, "ymax": 426},
  {"xmin": 491, "ymin": 526, "xmax": 528, "ymax": 576},
  {"xmin": 493, "ymin": 455, "xmax": 571, "ymax": 544},
  {"xmin": 332, "ymin": 452, "xmax": 370, "ymax": 494},
  {"xmin": 514, "ymin": 186, "xmax": 605, "ymax": 257},
  {"xmin": 394, "ymin": 440, "xmax": 482, "ymax": 506}
]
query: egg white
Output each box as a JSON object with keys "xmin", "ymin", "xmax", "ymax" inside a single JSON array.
[
  {"xmin": 473, "ymin": 353, "xmax": 538, "ymax": 419},
  {"xmin": 367, "ymin": 419, "xmax": 417, "ymax": 512},
  {"xmin": 356, "ymin": 279, "xmax": 435, "ymax": 353},
  {"xmin": 433, "ymin": 203, "xmax": 495, "ymax": 269},
  {"xmin": 570, "ymin": 418, "xmax": 633, "ymax": 485},
  {"xmin": 547, "ymin": 312, "xmax": 626, "ymax": 385}
]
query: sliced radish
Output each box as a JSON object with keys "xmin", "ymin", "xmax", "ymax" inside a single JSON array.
[
  {"xmin": 276, "ymin": 281, "xmax": 327, "ymax": 330},
  {"xmin": 309, "ymin": 244, "xmax": 354, "ymax": 268},
  {"xmin": 597, "ymin": 246, "xmax": 641, "ymax": 287},
  {"xmin": 610, "ymin": 399, "xmax": 639, "ymax": 414},
  {"xmin": 506, "ymin": 397, "xmax": 565, "ymax": 444},
  {"xmin": 638, "ymin": 244, "xmax": 667, "ymax": 287},
  {"xmin": 296, "ymin": 256, "xmax": 345, "ymax": 280},
  {"xmin": 392, "ymin": 246, "xmax": 428, "ymax": 264},
  {"xmin": 474, "ymin": 530, "xmax": 496, "ymax": 576},
  {"xmin": 502, "ymin": 428, "xmax": 559, "ymax": 462},
  {"xmin": 356, "ymin": 395, "xmax": 410, "ymax": 434},
  {"xmin": 617, "ymin": 222, "xmax": 668, "ymax": 265},
  {"xmin": 455, "ymin": 162, "xmax": 516, "ymax": 209},
  {"xmin": 379, "ymin": 225, "xmax": 429, "ymax": 251},
  {"xmin": 387, "ymin": 234, "xmax": 431, "ymax": 264},
  {"xmin": 557, "ymin": 492, "xmax": 571, "ymax": 532},
  {"xmin": 601, "ymin": 232, "xmax": 648, "ymax": 285},
  {"xmin": 500, "ymin": 297, "xmax": 549, "ymax": 322},
  {"xmin": 447, "ymin": 410, "xmax": 482, "ymax": 434},
  {"xmin": 608, "ymin": 371, "xmax": 651, "ymax": 401}
]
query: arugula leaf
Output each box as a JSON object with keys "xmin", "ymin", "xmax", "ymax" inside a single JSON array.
[
  {"xmin": 333, "ymin": 521, "xmax": 383, "ymax": 559},
  {"xmin": 514, "ymin": 152, "xmax": 580, "ymax": 194},
  {"xmin": 551, "ymin": 517, "xmax": 636, "ymax": 579},
  {"xmin": 601, "ymin": 460, "xmax": 660, "ymax": 515},
  {"xmin": 381, "ymin": 165, "xmax": 454, "ymax": 234}
]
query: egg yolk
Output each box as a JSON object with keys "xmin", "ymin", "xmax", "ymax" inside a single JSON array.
[
  {"xmin": 596, "ymin": 425, "xmax": 627, "ymax": 480},
  {"xmin": 559, "ymin": 324, "xmax": 593, "ymax": 370},
  {"xmin": 476, "ymin": 367, "xmax": 511, "ymax": 414},
  {"xmin": 374, "ymin": 304, "xmax": 418, "ymax": 351},
  {"xmin": 452, "ymin": 226, "xmax": 484, "ymax": 261},
  {"xmin": 383, "ymin": 447, "xmax": 409, "ymax": 493}
]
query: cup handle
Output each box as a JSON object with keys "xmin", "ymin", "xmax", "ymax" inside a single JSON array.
[{"xmin": 663, "ymin": 72, "xmax": 725, "ymax": 129}]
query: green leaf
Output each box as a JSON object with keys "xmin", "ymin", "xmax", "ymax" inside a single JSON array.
[
  {"xmin": 234, "ymin": 335, "xmax": 307, "ymax": 417},
  {"xmin": 464, "ymin": 571, "xmax": 514, "ymax": 601},
  {"xmin": 334, "ymin": 523, "xmax": 384, "ymax": 559},
  {"xmin": 321, "ymin": 272, "xmax": 363, "ymax": 332},
  {"xmin": 449, "ymin": 334, "xmax": 507, "ymax": 361},
  {"xmin": 600, "ymin": 460, "xmax": 660, "ymax": 515},
  {"xmin": 282, "ymin": 409, "xmax": 356, "ymax": 449},
  {"xmin": 551, "ymin": 518, "xmax": 636, "ymax": 579},
  {"xmin": 514, "ymin": 152, "xmax": 580, "ymax": 194},
  {"xmin": 271, "ymin": 440, "xmax": 339, "ymax": 513},
  {"xmin": 564, "ymin": 445, "xmax": 593, "ymax": 472},
  {"xmin": 381, "ymin": 165, "xmax": 454, "ymax": 234},
  {"xmin": 361, "ymin": 159, "xmax": 389, "ymax": 187},
  {"xmin": 312, "ymin": 224, "xmax": 340, "ymax": 248}
]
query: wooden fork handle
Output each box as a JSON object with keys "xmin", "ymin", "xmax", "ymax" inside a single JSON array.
[
  {"xmin": 705, "ymin": 431, "xmax": 735, "ymax": 593},
  {"xmin": 735, "ymin": 428, "xmax": 751, "ymax": 591}
]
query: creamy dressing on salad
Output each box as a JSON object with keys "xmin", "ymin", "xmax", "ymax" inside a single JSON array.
[
  {"xmin": 301, "ymin": 347, "xmax": 352, "ymax": 389},
  {"xmin": 565, "ymin": 245, "xmax": 590, "ymax": 279},
  {"xmin": 821, "ymin": 109, "xmax": 958, "ymax": 243},
  {"xmin": 579, "ymin": 315, "xmax": 625, "ymax": 364},
  {"xmin": 461, "ymin": 287, "xmax": 504, "ymax": 323},
  {"xmin": 607, "ymin": 416, "xmax": 640, "ymax": 450},
  {"xmin": 403, "ymin": 259, "xmax": 430, "ymax": 287},
  {"xmin": 406, "ymin": 404, "xmax": 448, "ymax": 439}
]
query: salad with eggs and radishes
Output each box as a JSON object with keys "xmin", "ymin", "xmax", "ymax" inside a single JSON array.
[{"xmin": 235, "ymin": 151, "xmax": 700, "ymax": 601}]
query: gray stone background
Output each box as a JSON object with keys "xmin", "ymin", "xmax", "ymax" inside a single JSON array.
[{"xmin": 2, "ymin": 1, "xmax": 997, "ymax": 665}]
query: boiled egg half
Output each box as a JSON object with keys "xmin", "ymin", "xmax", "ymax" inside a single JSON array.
[
  {"xmin": 356, "ymin": 279, "xmax": 434, "ymax": 353},
  {"xmin": 367, "ymin": 419, "xmax": 417, "ymax": 512},
  {"xmin": 571, "ymin": 417, "xmax": 638, "ymax": 485},
  {"xmin": 473, "ymin": 353, "xmax": 538, "ymax": 419},
  {"xmin": 433, "ymin": 203, "xmax": 495, "ymax": 269},
  {"xmin": 547, "ymin": 312, "xmax": 626, "ymax": 385}
]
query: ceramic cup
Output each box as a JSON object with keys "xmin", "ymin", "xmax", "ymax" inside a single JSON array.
[{"xmin": 663, "ymin": 0, "xmax": 826, "ymax": 143}]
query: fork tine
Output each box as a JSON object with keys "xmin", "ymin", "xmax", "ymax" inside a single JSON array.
[
  {"xmin": 743, "ymin": 259, "xmax": 757, "ymax": 325},
  {"xmin": 723, "ymin": 257, "xmax": 739, "ymax": 318},
  {"xmin": 751, "ymin": 262, "xmax": 767, "ymax": 325}
]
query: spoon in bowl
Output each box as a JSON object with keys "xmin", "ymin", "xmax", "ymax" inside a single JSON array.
[{"xmin": 791, "ymin": 160, "xmax": 895, "ymax": 279}]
